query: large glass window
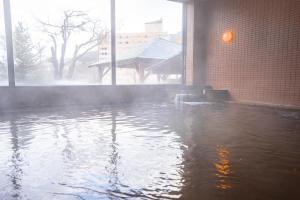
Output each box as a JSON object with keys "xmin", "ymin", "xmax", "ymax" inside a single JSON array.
[
  {"xmin": 0, "ymin": 2, "xmax": 8, "ymax": 85},
  {"xmin": 11, "ymin": 0, "xmax": 111, "ymax": 85},
  {"xmin": 2, "ymin": 0, "xmax": 185, "ymax": 86},
  {"xmin": 116, "ymin": 0, "xmax": 183, "ymax": 85}
]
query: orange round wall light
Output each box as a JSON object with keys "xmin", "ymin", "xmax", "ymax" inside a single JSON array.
[{"xmin": 222, "ymin": 31, "xmax": 234, "ymax": 43}]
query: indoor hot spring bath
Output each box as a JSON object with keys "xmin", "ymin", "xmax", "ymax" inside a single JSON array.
[{"xmin": 0, "ymin": 103, "xmax": 299, "ymax": 200}]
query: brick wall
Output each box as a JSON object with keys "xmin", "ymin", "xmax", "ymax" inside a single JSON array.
[{"xmin": 203, "ymin": 0, "xmax": 300, "ymax": 107}]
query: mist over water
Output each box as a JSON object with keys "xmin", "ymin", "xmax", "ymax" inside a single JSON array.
[{"xmin": 0, "ymin": 103, "xmax": 299, "ymax": 199}]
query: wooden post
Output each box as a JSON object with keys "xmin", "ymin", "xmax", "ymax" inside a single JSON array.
[
  {"xmin": 98, "ymin": 66, "xmax": 104, "ymax": 84},
  {"xmin": 157, "ymin": 74, "xmax": 161, "ymax": 83},
  {"xmin": 138, "ymin": 63, "xmax": 144, "ymax": 83}
]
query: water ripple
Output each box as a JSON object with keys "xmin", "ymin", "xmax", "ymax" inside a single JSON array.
[{"xmin": 0, "ymin": 103, "xmax": 299, "ymax": 199}]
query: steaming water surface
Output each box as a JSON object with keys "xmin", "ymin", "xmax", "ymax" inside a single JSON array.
[{"xmin": 0, "ymin": 103, "xmax": 299, "ymax": 199}]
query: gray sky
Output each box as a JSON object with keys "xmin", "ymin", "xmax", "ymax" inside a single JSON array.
[
  {"xmin": 1, "ymin": 0, "xmax": 182, "ymax": 57},
  {"xmin": 116, "ymin": 0, "xmax": 182, "ymax": 33},
  {"xmin": 10, "ymin": 0, "xmax": 182, "ymax": 33}
]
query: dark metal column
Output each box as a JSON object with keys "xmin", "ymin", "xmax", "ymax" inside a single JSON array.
[
  {"xmin": 111, "ymin": 0, "xmax": 116, "ymax": 85},
  {"xmin": 3, "ymin": 0, "xmax": 15, "ymax": 87}
]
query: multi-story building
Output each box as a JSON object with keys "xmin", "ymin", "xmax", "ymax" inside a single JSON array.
[{"xmin": 98, "ymin": 19, "xmax": 170, "ymax": 61}]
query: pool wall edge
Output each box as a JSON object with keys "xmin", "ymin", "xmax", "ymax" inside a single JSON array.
[
  {"xmin": 0, "ymin": 85, "xmax": 187, "ymax": 111},
  {"xmin": 229, "ymin": 100, "xmax": 300, "ymax": 111}
]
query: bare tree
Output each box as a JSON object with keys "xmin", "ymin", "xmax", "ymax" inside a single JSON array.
[
  {"xmin": 67, "ymin": 21, "xmax": 108, "ymax": 79},
  {"xmin": 40, "ymin": 10, "xmax": 109, "ymax": 80}
]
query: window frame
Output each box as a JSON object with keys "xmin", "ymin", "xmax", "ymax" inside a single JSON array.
[{"xmin": 2, "ymin": 0, "xmax": 187, "ymax": 87}]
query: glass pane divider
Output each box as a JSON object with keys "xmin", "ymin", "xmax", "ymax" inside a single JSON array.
[
  {"xmin": 111, "ymin": 0, "xmax": 116, "ymax": 85},
  {"xmin": 3, "ymin": 0, "xmax": 15, "ymax": 87}
]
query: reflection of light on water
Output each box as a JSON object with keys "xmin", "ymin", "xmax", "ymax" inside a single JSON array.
[{"xmin": 215, "ymin": 145, "xmax": 232, "ymax": 190}]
